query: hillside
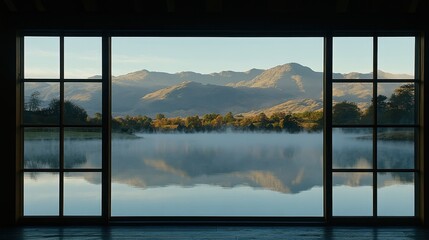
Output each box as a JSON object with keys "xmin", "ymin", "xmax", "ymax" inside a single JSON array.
[
  {"xmin": 132, "ymin": 81, "xmax": 288, "ymax": 117},
  {"xmin": 24, "ymin": 63, "xmax": 412, "ymax": 117}
]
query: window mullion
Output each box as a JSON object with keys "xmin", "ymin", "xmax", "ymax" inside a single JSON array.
[
  {"xmin": 59, "ymin": 36, "xmax": 65, "ymax": 217},
  {"xmin": 101, "ymin": 35, "xmax": 112, "ymax": 222},
  {"xmin": 324, "ymin": 35, "xmax": 333, "ymax": 222},
  {"xmin": 373, "ymin": 36, "xmax": 378, "ymax": 218},
  {"xmin": 416, "ymin": 35, "xmax": 423, "ymax": 219}
]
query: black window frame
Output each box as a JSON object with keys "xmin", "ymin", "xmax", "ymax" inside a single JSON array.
[{"xmin": 17, "ymin": 31, "xmax": 424, "ymax": 225}]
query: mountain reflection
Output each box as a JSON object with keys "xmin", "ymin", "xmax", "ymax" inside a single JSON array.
[
  {"xmin": 110, "ymin": 133, "xmax": 323, "ymax": 194},
  {"xmin": 24, "ymin": 132, "xmax": 414, "ymax": 193}
]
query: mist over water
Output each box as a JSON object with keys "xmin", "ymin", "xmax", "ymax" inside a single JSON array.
[
  {"xmin": 111, "ymin": 132, "xmax": 324, "ymax": 216},
  {"xmin": 24, "ymin": 131, "xmax": 414, "ymax": 216}
]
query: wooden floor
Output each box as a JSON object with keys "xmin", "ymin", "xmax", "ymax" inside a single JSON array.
[{"xmin": 1, "ymin": 226, "xmax": 429, "ymax": 240}]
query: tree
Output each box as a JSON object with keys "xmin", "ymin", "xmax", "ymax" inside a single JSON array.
[
  {"xmin": 387, "ymin": 84, "xmax": 414, "ymax": 124},
  {"xmin": 91, "ymin": 112, "xmax": 102, "ymax": 124},
  {"xmin": 362, "ymin": 95, "xmax": 388, "ymax": 124},
  {"xmin": 280, "ymin": 114, "xmax": 302, "ymax": 133},
  {"xmin": 202, "ymin": 113, "xmax": 222, "ymax": 131},
  {"xmin": 27, "ymin": 91, "xmax": 41, "ymax": 111},
  {"xmin": 269, "ymin": 112, "xmax": 286, "ymax": 123},
  {"xmin": 138, "ymin": 115, "xmax": 153, "ymax": 131},
  {"xmin": 64, "ymin": 100, "xmax": 89, "ymax": 124},
  {"xmin": 390, "ymin": 84, "xmax": 414, "ymax": 110},
  {"xmin": 185, "ymin": 115, "xmax": 202, "ymax": 132},
  {"xmin": 46, "ymin": 99, "xmax": 88, "ymax": 124},
  {"xmin": 333, "ymin": 101, "xmax": 362, "ymax": 125},
  {"xmin": 255, "ymin": 112, "xmax": 269, "ymax": 129},
  {"xmin": 156, "ymin": 113, "xmax": 166, "ymax": 120},
  {"xmin": 223, "ymin": 112, "xmax": 235, "ymax": 125}
]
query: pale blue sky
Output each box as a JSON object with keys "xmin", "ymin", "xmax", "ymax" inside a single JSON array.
[
  {"xmin": 24, "ymin": 36, "xmax": 415, "ymax": 79},
  {"xmin": 112, "ymin": 37, "xmax": 323, "ymax": 76},
  {"xmin": 333, "ymin": 37, "xmax": 415, "ymax": 76}
]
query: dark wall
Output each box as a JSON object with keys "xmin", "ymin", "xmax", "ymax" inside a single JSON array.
[
  {"xmin": 1, "ymin": 2, "xmax": 428, "ymax": 226},
  {"xmin": 0, "ymin": 16, "xmax": 18, "ymax": 227}
]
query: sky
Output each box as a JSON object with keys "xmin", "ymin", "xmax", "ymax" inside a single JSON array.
[
  {"xmin": 24, "ymin": 36, "xmax": 415, "ymax": 79},
  {"xmin": 111, "ymin": 37, "xmax": 324, "ymax": 76}
]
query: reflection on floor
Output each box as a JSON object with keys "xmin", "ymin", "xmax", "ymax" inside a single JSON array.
[{"xmin": 1, "ymin": 226, "xmax": 429, "ymax": 240}]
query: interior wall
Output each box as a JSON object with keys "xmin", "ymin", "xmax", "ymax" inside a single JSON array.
[
  {"xmin": 1, "ymin": 8, "xmax": 428, "ymax": 226},
  {"xmin": 0, "ymin": 21, "xmax": 18, "ymax": 227}
]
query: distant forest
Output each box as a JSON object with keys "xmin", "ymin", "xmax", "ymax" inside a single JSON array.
[{"xmin": 24, "ymin": 84, "xmax": 414, "ymax": 134}]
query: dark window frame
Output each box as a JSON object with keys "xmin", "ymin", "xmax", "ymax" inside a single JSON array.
[
  {"xmin": 17, "ymin": 31, "xmax": 424, "ymax": 225},
  {"xmin": 20, "ymin": 35, "xmax": 106, "ymax": 220},
  {"xmin": 327, "ymin": 35, "xmax": 420, "ymax": 223}
]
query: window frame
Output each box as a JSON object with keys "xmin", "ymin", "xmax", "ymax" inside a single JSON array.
[
  {"xmin": 17, "ymin": 31, "xmax": 423, "ymax": 225},
  {"xmin": 19, "ymin": 34, "xmax": 107, "ymax": 222},
  {"xmin": 326, "ymin": 34, "xmax": 421, "ymax": 224}
]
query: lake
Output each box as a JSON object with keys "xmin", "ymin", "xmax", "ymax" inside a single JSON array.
[{"xmin": 23, "ymin": 131, "xmax": 414, "ymax": 217}]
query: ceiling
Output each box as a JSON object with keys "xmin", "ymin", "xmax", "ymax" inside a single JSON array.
[
  {"xmin": 1, "ymin": 0, "xmax": 426, "ymax": 14},
  {"xmin": 2, "ymin": 0, "xmax": 428, "ymax": 32}
]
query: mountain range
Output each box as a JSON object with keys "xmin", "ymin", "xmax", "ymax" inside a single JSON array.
[{"xmin": 25, "ymin": 62, "xmax": 412, "ymax": 117}]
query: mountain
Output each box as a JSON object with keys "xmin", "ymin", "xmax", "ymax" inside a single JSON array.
[
  {"xmin": 112, "ymin": 68, "xmax": 263, "ymax": 88},
  {"xmin": 229, "ymin": 63, "xmax": 323, "ymax": 99},
  {"xmin": 24, "ymin": 63, "xmax": 412, "ymax": 117},
  {"xmin": 336, "ymin": 70, "xmax": 413, "ymax": 80},
  {"xmin": 131, "ymin": 81, "xmax": 288, "ymax": 117},
  {"xmin": 377, "ymin": 70, "xmax": 413, "ymax": 79},
  {"xmin": 241, "ymin": 99, "xmax": 323, "ymax": 117}
]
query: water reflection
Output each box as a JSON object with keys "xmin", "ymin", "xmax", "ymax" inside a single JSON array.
[
  {"xmin": 333, "ymin": 172, "xmax": 373, "ymax": 216},
  {"xmin": 333, "ymin": 128, "xmax": 372, "ymax": 169},
  {"xmin": 24, "ymin": 172, "xmax": 59, "ymax": 216},
  {"xmin": 111, "ymin": 133, "xmax": 323, "ymax": 195},
  {"xmin": 64, "ymin": 172, "xmax": 102, "ymax": 216},
  {"xmin": 24, "ymin": 132, "xmax": 415, "ymax": 190},
  {"xmin": 24, "ymin": 132, "xmax": 415, "ymax": 216},
  {"xmin": 378, "ymin": 128, "xmax": 414, "ymax": 169},
  {"xmin": 378, "ymin": 172, "xmax": 414, "ymax": 216}
]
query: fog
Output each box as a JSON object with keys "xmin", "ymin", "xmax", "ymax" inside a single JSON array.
[{"xmin": 24, "ymin": 131, "xmax": 414, "ymax": 216}]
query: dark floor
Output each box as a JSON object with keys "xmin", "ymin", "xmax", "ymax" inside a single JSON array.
[{"xmin": 1, "ymin": 226, "xmax": 429, "ymax": 240}]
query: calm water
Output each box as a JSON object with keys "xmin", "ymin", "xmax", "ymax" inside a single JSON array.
[
  {"xmin": 24, "ymin": 131, "xmax": 414, "ymax": 216},
  {"xmin": 112, "ymin": 132, "xmax": 323, "ymax": 216}
]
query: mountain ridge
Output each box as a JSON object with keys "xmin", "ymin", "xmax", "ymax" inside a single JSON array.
[{"xmin": 27, "ymin": 63, "xmax": 412, "ymax": 117}]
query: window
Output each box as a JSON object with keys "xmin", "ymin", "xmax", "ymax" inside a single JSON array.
[
  {"xmin": 111, "ymin": 37, "xmax": 324, "ymax": 216},
  {"xmin": 22, "ymin": 37, "xmax": 103, "ymax": 216},
  {"xmin": 20, "ymin": 34, "xmax": 421, "ymax": 222},
  {"xmin": 330, "ymin": 37, "xmax": 417, "ymax": 217}
]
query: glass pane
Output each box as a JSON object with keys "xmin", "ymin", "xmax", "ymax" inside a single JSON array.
[
  {"xmin": 24, "ymin": 37, "xmax": 59, "ymax": 79},
  {"xmin": 24, "ymin": 172, "xmax": 59, "ymax": 216},
  {"xmin": 333, "ymin": 172, "xmax": 372, "ymax": 216},
  {"xmin": 64, "ymin": 172, "xmax": 102, "ymax": 216},
  {"xmin": 333, "ymin": 37, "xmax": 373, "ymax": 79},
  {"xmin": 24, "ymin": 128, "xmax": 59, "ymax": 169},
  {"xmin": 24, "ymin": 82, "xmax": 60, "ymax": 125},
  {"xmin": 378, "ymin": 172, "xmax": 414, "ymax": 216},
  {"xmin": 377, "ymin": 128, "xmax": 414, "ymax": 169},
  {"xmin": 65, "ymin": 37, "xmax": 102, "ymax": 79},
  {"xmin": 64, "ymin": 128, "xmax": 102, "ymax": 169},
  {"xmin": 333, "ymin": 128, "xmax": 372, "ymax": 169},
  {"xmin": 64, "ymin": 82, "xmax": 102, "ymax": 125},
  {"xmin": 333, "ymin": 83, "xmax": 372, "ymax": 125},
  {"xmin": 112, "ymin": 133, "xmax": 324, "ymax": 216},
  {"xmin": 378, "ymin": 37, "xmax": 414, "ymax": 79},
  {"xmin": 377, "ymin": 83, "xmax": 415, "ymax": 125},
  {"xmin": 112, "ymin": 37, "xmax": 324, "ymax": 216}
]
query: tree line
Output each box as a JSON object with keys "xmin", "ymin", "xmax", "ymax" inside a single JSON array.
[{"xmin": 112, "ymin": 111, "xmax": 323, "ymax": 134}]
